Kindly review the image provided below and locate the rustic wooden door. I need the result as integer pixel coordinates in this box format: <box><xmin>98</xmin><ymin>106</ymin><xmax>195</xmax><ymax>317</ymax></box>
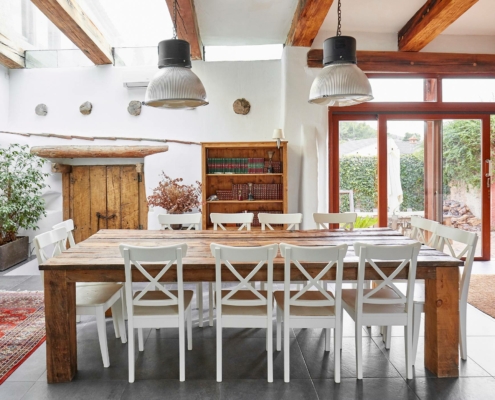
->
<box><xmin>62</xmin><ymin>165</ymin><xmax>148</xmax><ymax>243</ymax></box>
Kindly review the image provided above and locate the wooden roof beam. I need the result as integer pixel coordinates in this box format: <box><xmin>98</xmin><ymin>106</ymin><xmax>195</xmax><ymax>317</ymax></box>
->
<box><xmin>398</xmin><ymin>0</ymin><xmax>478</xmax><ymax>52</ymax></box>
<box><xmin>308</xmin><ymin>49</ymin><xmax>495</xmax><ymax>74</ymax></box>
<box><xmin>31</xmin><ymin>145</ymin><xmax>169</xmax><ymax>158</ymax></box>
<box><xmin>31</xmin><ymin>0</ymin><xmax>113</xmax><ymax>65</ymax></box>
<box><xmin>165</xmin><ymin>0</ymin><xmax>203</xmax><ymax>60</ymax></box>
<box><xmin>286</xmin><ymin>0</ymin><xmax>335</xmax><ymax>47</ymax></box>
<box><xmin>0</xmin><ymin>32</ymin><xmax>25</xmax><ymax>69</ymax></box>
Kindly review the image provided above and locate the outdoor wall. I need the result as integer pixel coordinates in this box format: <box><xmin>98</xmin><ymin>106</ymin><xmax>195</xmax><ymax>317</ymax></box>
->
<box><xmin>0</xmin><ymin>65</ymin><xmax>9</xmax><ymax>129</ymax></box>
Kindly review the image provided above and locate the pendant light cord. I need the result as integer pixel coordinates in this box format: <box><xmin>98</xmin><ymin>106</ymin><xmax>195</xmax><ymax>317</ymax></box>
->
<box><xmin>173</xmin><ymin>0</ymin><xmax>178</xmax><ymax>39</ymax></box>
<box><xmin>336</xmin><ymin>0</ymin><xmax>342</xmax><ymax>37</ymax></box>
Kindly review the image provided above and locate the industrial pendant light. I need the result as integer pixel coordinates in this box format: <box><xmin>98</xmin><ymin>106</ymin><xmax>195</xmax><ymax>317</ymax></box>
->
<box><xmin>309</xmin><ymin>0</ymin><xmax>373</xmax><ymax>107</ymax></box>
<box><xmin>144</xmin><ymin>0</ymin><xmax>208</xmax><ymax>109</ymax></box>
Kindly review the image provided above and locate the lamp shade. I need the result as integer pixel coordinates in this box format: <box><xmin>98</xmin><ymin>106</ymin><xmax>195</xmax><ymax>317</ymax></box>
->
<box><xmin>272</xmin><ymin>129</ymin><xmax>285</xmax><ymax>139</ymax></box>
<box><xmin>309</xmin><ymin>36</ymin><xmax>373</xmax><ymax>107</ymax></box>
<box><xmin>144</xmin><ymin>39</ymin><xmax>208</xmax><ymax>109</ymax></box>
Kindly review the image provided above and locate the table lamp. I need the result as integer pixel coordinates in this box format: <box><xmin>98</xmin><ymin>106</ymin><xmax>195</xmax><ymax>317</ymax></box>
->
<box><xmin>273</xmin><ymin>128</ymin><xmax>284</xmax><ymax>149</ymax></box>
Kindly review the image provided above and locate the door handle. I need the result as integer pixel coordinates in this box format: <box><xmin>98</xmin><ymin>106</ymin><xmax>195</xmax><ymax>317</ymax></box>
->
<box><xmin>96</xmin><ymin>212</ymin><xmax>116</xmax><ymax>230</ymax></box>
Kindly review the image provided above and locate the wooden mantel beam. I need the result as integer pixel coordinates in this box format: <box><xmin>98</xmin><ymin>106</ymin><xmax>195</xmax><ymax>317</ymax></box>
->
<box><xmin>31</xmin><ymin>146</ymin><xmax>169</xmax><ymax>159</ymax></box>
<box><xmin>165</xmin><ymin>0</ymin><xmax>203</xmax><ymax>60</ymax></box>
<box><xmin>286</xmin><ymin>0</ymin><xmax>334</xmax><ymax>47</ymax></box>
<box><xmin>0</xmin><ymin>32</ymin><xmax>25</xmax><ymax>69</ymax></box>
<box><xmin>31</xmin><ymin>0</ymin><xmax>113</xmax><ymax>65</ymax></box>
<box><xmin>398</xmin><ymin>0</ymin><xmax>478</xmax><ymax>52</ymax></box>
<box><xmin>307</xmin><ymin>49</ymin><xmax>495</xmax><ymax>74</ymax></box>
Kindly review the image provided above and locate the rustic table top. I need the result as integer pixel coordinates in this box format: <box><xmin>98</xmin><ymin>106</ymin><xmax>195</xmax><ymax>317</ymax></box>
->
<box><xmin>40</xmin><ymin>228</ymin><xmax>463</xmax><ymax>271</ymax></box>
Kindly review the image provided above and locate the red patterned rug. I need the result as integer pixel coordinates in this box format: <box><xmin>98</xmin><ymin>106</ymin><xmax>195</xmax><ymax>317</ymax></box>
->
<box><xmin>0</xmin><ymin>291</ymin><xmax>45</xmax><ymax>384</ymax></box>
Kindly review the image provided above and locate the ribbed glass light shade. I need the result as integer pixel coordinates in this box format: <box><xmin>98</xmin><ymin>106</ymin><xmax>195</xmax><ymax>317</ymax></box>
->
<box><xmin>309</xmin><ymin>63</ymin><xmax>373</xmax><ymax>107</ymax></box>
<box><xmin>144</xmin><ymin>67</ymin><xmax>209</xmax><ymax>109</ymax></box>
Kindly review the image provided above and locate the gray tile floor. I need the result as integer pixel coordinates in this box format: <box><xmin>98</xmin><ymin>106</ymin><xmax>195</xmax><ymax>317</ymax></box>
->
<box><xmin>1</xmin><ymin>261</ymin><xmax>495</xmax><ymax>400</ymax></box>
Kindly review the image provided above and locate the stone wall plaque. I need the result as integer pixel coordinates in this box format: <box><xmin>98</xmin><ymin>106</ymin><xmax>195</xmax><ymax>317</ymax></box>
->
<box><xmin>233</xmin><ymin>98</ymin><xmax>251</xmax><ymax>115</ymax></box>
<box><xmin>80</xmin><ymin>101</ymin><xmax>93</xmax><ymax>115</ymax></box>
<box><xmin>35</xmin><ymin>104</ymin><xmax>48</xmax><ymax>116</ymax></box>
<box><xmin>128</xmin><ymin>100</ymin><xmax>142</xmax><ymax>116</ymax></box>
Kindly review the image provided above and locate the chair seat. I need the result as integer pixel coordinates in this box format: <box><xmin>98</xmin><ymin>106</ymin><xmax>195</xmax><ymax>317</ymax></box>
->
<box><xmin>274</xmin><ymin>291</ymin><xmax>336</xmax><ymax>317</ymax></box>
<box><xmin>133</xmin><ymin>290</ymin><xmax>194</xmax><ymax>316</ymax></box>
<box><xmin>76</xmin><ymin>283</ymin><xmax>123</xmax><ymax>306</ymax></box>
<box><xmin>221</xmin><ymin>290</ymin><xmax>272</xmax><ymax>316</ymax></box>
<box><xmin>342</xmin><ymin>287</ymin><xmax>406</xmax><ymax>314</ymax></box>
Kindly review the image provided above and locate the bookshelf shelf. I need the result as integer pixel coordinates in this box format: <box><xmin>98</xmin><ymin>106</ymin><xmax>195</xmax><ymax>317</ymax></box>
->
<box><xmin>201</xmin><ymin>142</ymin><xmax>288</xmax><ymax>229</ymax></box>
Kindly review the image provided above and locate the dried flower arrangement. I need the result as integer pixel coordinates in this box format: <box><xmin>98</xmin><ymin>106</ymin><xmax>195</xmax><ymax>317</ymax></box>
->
<box><xmin>147</xmin><ymin>173</ymin><xmax>202</xmax><ymax>214</ymax></box>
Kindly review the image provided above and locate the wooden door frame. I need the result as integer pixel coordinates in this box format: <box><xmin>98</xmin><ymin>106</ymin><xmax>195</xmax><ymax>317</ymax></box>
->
<box><xmin>329</xmin><ymin>105</ymin><xmax>493</xmax><ymax>260</ymax></box>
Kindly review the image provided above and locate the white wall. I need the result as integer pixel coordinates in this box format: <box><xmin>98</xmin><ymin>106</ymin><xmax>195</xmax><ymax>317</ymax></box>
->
<box><xmin>0</xmin><ymin>65</ymin><xmax>9</xmax><ymax>129</ymax></box>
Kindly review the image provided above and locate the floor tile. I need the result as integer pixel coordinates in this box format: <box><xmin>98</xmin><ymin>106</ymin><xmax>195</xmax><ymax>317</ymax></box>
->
<box><xmin>120</xmin><ymin>379</ymin><xmax>221</xmax><ymax>400</ymax></box>
<box><xmin>314</xmin><ymin>378</ymin><xmax>419</xmax><ymax>400</ymax></box>
<box><xmin>408</xmin><ymin>377</ymin><xmax>495</xmax><ymax>400</ymax></box>
<box><xmin>11</xmin><ymin>276</ymin><xmax>43</xmax><ymax>291</ymax></box>
<box><xmin>466</xmin><ymin>336</ymin><xmax>495</xmax><ymax>376</ymax></box>
<box><xmin>0</xmin><ymin>276</ymin><xmax>31</xmax><ymax>290</ymax></box>
<box><xmin>0</xmin><ymin>381</ymin><xmax>35</xmax><ymax>400</ymax></box>
<box><xmin>220</xmin><ymin>379</ymin><xmax>318</xmax><ymax>400</ymax></box>
<box><xmin>20</xmin><ymin>379</ymin><xmax>127</xmax><ymax>400</ymax></box>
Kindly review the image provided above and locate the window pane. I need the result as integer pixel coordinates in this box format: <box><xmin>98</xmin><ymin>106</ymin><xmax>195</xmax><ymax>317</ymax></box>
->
<box><xmin>443</xmin><ymin>79</ymin><xmax>495</xmax><ymax>102</ymax></box>
<box><xmin>369</xmin><ymin>79</ymin><xmax>424</xmax><ymax>102</ymax></box>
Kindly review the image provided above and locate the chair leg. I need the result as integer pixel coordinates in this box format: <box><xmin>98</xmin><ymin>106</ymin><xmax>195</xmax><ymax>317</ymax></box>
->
<box><xmin>384</xmin><ymin>326</ymin><xmax>392</xmax><ymax>349</ymax></box>
<box><xmin>76</xmin><ymin>315</ymin><xmax>81</xmax><ymax>323</ymax></box>
<box><xmin>209</xmin><ymin>282</ymin><xmax>214</xmax><ymax>327</ymax></box>
<box><xmin>138</xmin><ymin>328</ymin><xmax>144</xmax><ymax>352</ymax></box>
<box><xmin>179</xmin><ymin>308</ymin><xmax>186</xmax><ymax>382</ymax></box>
<box><xmin>412</xmin><ymin>304</ymin><xmax>422</xmax><ymax>366</ymax></box>
<box><xmin>340</xmin><ymin>310</ymin><xmax>344</xmax><ymax>350</ymax></box>
<box><xmin>128</xmin><ymin>326</ymin><xmax>135</xmax><ymax>383</ymax></box>
<box><xmin>334</xmin><ymin>325</ymin><xmax>341</xmax><ymax>383</ymax></box>
<box><xmin>197</xmin><ymin>282</ymin><xmax>203</xmax><ymax>328</ymax></box>
<box><xmin>460</xmin><ymin>301</ymin><xmax>468</xmax><ymax>360</ymax></box>
<box><xmin>276</xmin><ymin>307</ymin><xmax>282</xmax><ymax>351</ymax></box>
<box><xmin>325</xmin><ymin>328</ymin><xmax>331</xmax><ymax>352</ymax></box>
<box><xmin>267</xmin><ymin>316</ymin><xmax>273</xmax><ymax>383</ymax></box>
<box><xmin>112</xmin><ymin>295</ymin><xmax>127</xmax><ymax>343</ymax></box>
<box><xmin>95</xmin><ymin>307</ymin><xmax>110</xmax><ymax>368</ymax></box>
<box><xmin>405</xmin><ymin>324</ymin><xmax>413</xmax><ymax>379</ymax></box>
<box><xmin>111</xmin><ymin>308</ymin><xmax>120</xmax><ymax>339</ymax></box>
<box><xmin>216</xmin><ymin>314</ymin><xmax>222</xmax><ymax>382</ymax></box>
<box><xmin>187</xmin><ymin>304</ymin><xmax>193</xmax><ymax>350</ymax></box>
<box><xmin>284</xmin><ymin>314</ymin><xmax>290</xmax><ymax>382</ymax></box>
<box><xmin>355</xmin><ymin>324</ymin><xmax>363</xmax><ymax>379</ymax></box>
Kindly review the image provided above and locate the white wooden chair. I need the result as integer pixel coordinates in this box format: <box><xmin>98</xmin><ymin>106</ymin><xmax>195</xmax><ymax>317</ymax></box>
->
<box><xmin>119</xmin><ymin>243</ymin><xmax>193</xmax><ymax>383</ymax></box>
<box><xmin>410</xmin><ymin>216</ymin><xmax>439</xmax><ymax>247</ymax></box>
<box><xmin>313</xmin><ymin>212</ymin><xmax>357</xmax><ymax>231</ymax></box>
<box><xmin>158</xmin><ymin>213</ymin><xmax>201</xmax><ymax>230</ymax></box>
<box><xmin>275</xmin><ymin>243</ymin><xmax>347</xmax><ymax>383</ymax></box>
<box><xmin>258</xmin><ymin>213</ymin><xmax>302</xmax><ymax>231</ymax></box>
<box><xmin>210</xmin><ymin>243</ymin><xmax>278</xmax><ymax>383</ymax></box>
<box><xmin>342</xmin><ymin>241</ymin><xmax>421</xmax><ymax>379</ymax></box>
<box><xmin>34</xmin><ymin>227</ymin><xmax>127</xmax><ymax>368</ymax></box>
<box><xmin>158</xmin><ymin>213</ymin><xmax>208</xmax><ymax>327</ymax></box>
<box><xmin>211</xmin><ymin>212</ymin><xmax>254</xmax><ymax>231</ymax></box>
<box><xmin>411</xmin><ymin>224</ymin><xmax>477</xmax><ymax>364</ymax></box>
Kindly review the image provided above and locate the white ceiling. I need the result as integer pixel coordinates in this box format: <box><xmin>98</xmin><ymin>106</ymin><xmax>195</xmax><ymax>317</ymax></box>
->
<box><xmin>195</xmin><ymin>0</ymin><xmax>299</xmax><ymax>46</ymax></box>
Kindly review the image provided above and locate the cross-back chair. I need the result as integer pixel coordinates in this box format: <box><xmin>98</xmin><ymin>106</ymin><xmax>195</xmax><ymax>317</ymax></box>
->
<box><xmin>35</xmin><ymin>227</ymin><xmax>127</xmax><ymax>368</ymax></box>
<box><xmin>119</xmin><ymin>243</ymin><xmax>193</xmax><ymax>382</ymax></box>
<box><xmin>276</xmin><ymin>243</ymin><xmax>347</xmax><ymax>383</ymax></box>
<box><xmin>409</xmin><ymin>216</ymin><xmax>439</xmax><ymax>247</ymax></box>
<box><xmin>342</xmin><ymin>242</ymin><xmax>421</xmax><ymax>379</ymax></box>
<box><xmin>313</xmin><ymin>212</ymin><xmax>357</xmax><ymax>231</ymax></box>
<box><xmin>210</xmin><ymin>212</ymin><xmax>254</xmax><ymax>231</ymax></box>
<box><xmin>258</xmin><ymin>213</ymin><xmax>302</xmax><ymax>231</ymax></box>
<box><xmin>210</xmin><ymin>243</ymin><xmax>278</xmax><ymax>383</ymax></box>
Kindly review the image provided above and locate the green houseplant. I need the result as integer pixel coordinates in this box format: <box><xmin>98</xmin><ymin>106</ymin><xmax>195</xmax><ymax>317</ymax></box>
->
<box><xmin>0</xmin><ymin>144</ymin><xmax>48</xmax><ymax>270</ymax></box>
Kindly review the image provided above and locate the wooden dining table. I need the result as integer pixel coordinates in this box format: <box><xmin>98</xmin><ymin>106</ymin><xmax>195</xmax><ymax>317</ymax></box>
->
<box><xmin>40</xmin><ymin>228</ymin><xmax>462</xmax><ymax>383</ymax></box>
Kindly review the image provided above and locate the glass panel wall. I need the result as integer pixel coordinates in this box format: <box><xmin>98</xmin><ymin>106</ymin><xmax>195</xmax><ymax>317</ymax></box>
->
<box><xmin>369</xmin><ymin>79</ymin><xmax>424</xmax><ymax>102</ymax></box>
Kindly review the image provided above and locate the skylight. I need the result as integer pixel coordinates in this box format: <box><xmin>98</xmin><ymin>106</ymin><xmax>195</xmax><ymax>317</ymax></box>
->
<box><xmin>204</xmin><ymin>45</ymin><xmax>283</xmax><ymax>62</ymax></box>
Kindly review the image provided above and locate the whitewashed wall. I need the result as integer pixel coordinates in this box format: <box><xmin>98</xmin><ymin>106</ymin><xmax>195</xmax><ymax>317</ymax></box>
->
<box><xmin>0</xmin><ymin>65</ymin><xmax>9</xmax><ymax>129</ymax></box>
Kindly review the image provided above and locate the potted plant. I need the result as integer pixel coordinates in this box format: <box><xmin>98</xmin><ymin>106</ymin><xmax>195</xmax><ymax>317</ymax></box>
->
<box><xmin>0</xmin><ymin>144</ymin><xmax>48</xmax><ymax>271</ymax></box>
<box><xmin>148</xmin><ymin>173</ymin><xmax>202</xmax><ymax>229</ymax></box>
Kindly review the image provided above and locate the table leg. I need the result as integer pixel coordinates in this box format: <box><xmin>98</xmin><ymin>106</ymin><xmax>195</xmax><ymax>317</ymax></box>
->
<box><xmin>44</xmin><ymin>270</ymin><xmax>77</xmax><ymax>383</ymax></box>
<box><xmin>424</xmin><ymin>266</ymin><xmax>459</xmax><ymax>377</ymax></box>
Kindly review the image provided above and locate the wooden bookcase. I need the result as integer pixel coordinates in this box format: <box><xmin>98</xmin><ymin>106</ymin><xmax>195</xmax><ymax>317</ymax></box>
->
<box><xmin>201</xmin><ymin>141</ymin><xmax>288</xmax><ymax>230</ymax></box>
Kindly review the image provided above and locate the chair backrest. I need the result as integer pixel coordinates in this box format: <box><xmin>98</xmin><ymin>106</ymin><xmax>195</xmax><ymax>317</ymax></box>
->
<box><xmin>353</xmin><ymin>241</ymin><xmax>421</xmax><ymax>319</ymax></box>
<box><xmin>313</xmin><ymin>212</ymin><xmax>357</xmax><ymax>230</ymax></box>
<box><xmin>434</xmin><ymin>224</ymin><xmax>478</xmax><ymax>306</ymax></box>
<box><xmin>258</xmin><ymin>213</ymin><xmax>302</xmax><ymax>231</ymax></box>
<box><xmin>34</xmin><ymin>227</ymin><xmax>67</xmax><ymax>282</ymax></box>
<box><xmin>52</xmin><ymin>219</ymin><xmax>76</xmax><ymax>249</ymax></box>
<box><xmin>210</xmin><ymin>243</ymin><xmax>278</xmax><ymax>307</ymax></box>
<box><xmin>279</xmin><ymin>243</ymin><xmax>347</xmax><ymax>310</ymax></box>
<box><xmin>119</xmin><ymin>243</ymin><xmax>188</xmax><ymax>319</ymax></box>
<box><xmin>158</xmin><ymin>213</ymin><xmax>201</xmax><ymax>230</ymax></box>
<box><xmin>210</xmin><ymin>213</ymin><xmax>254</xmax><ymax>231</ymax></box>
<box><xmin>410</xmin><ymin>216</ymin><xmax>438</xmax><ymax>247</ymax></box>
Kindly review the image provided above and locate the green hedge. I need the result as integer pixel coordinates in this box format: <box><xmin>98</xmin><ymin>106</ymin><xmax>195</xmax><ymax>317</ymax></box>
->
<box><xmin>339</xmin><ymin>155</ymin><xmax>424</xmax><ymax>212</ymax></box>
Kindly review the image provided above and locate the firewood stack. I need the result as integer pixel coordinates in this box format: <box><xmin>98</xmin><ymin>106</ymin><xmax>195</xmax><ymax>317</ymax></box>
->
<box><xmin>443</xmin><ymin>200</ymin><xmax>481</xmax><ymax>232</ymax></box>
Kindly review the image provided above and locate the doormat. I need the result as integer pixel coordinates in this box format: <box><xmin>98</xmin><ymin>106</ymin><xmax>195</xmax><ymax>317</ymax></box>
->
<box><xmin>468</xmin><ymin>275</ymin><xmax>495</xmax><ymax>319</ymax></box>
<box><xmin>0</xmin><ymin>291</ymin><xmax>45</xmax><ymax>384</ymax></box>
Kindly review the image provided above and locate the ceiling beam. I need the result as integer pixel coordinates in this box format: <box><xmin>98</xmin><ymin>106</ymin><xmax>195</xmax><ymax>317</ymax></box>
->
<box><xmin>30</xmin><ymin>0</ymin><xmax>113</xmax><ymax>65</ymax></box>
<box><xmin>286</xmin><ymin>0</ymin><xmax>335</xmax><ymax>47</ymax></box>
<box><xmin>0</xmin><ymin>32</ymin><xmax>25</xmax><ymax>69</ymax></box>
<box><xmin>308</xmin><ymin>49</ymin><xmax>495</xmax><ymax>74</ymax></box>
<box><xmin>165</xmin><ymin>0</ymin><xmax>203</xmax><ymax>60</ymax></box>
<box><xmin>398</xmin><ymin>0</ymin><xmax>478</xmax><ymax>52</ymax></box>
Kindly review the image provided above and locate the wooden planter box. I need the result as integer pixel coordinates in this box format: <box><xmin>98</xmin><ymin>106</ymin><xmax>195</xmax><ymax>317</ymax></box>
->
<box><xmin>0</xmin><ymin>236</ymin><xmax>29</xmax><ymax>271</ymax></box>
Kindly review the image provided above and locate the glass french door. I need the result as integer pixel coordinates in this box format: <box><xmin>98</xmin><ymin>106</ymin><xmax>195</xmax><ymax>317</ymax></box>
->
<box><xmin>332</xmin><ymin>114</ymin><xmax>490</xmax><ymax>260</ymax></box>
